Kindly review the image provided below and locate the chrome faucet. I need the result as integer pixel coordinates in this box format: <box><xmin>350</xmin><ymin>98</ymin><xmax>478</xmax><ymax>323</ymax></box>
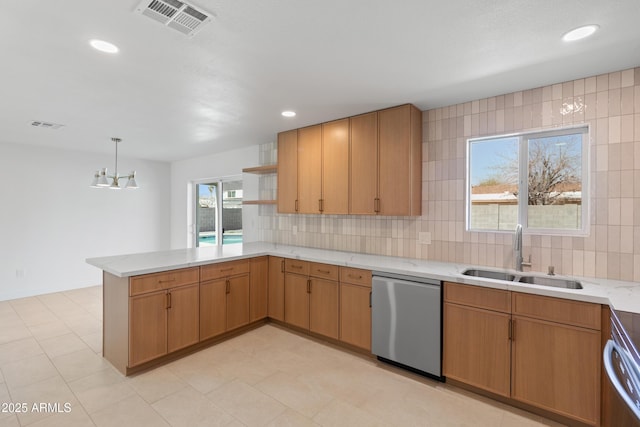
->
<box><xmin>514</xmin><ymin>224</ymin><xmax>524</xmax><ymax>271</ymax></box>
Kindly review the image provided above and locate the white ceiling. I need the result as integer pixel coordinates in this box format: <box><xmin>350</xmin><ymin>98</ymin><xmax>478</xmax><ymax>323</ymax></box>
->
<box><xmin>1</xmin><ymin>0</ymin><xmax>639</xmax><ymax>162</ymax></box>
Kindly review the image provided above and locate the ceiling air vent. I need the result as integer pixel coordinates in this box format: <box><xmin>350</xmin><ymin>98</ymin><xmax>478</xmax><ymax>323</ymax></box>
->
<box><xmin>30</xmin><ymin>120</ymin><xmax>64</xmax><ymax>130</ymax></box>
<box><xmin>135</xmin><ymin>0</ymin><xmax>212</xmax><ymax>37</ymax></box>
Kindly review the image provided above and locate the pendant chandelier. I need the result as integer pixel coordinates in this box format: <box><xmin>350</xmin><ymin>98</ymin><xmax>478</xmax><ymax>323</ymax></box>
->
<box><xmin>90</xmin><ymin>137</ymin><xmax>138</xmax><ymax>190</ymax></box>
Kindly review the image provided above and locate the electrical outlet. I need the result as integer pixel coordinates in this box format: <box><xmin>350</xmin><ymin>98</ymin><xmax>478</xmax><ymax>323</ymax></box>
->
<box><xmin>418</xmin><ymin>232</ymin><xmax>431</xmax><ymax>244</ymax></box>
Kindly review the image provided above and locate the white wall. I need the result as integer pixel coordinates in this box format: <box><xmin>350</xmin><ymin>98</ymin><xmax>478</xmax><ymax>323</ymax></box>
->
<box><xmin>170</xmin><ymin>145</ymin><xmax>259</xmax><ymax>249</ymax></box>
<box><xmin>0</xmin><ymin>142</ymin><xmax>171</xmax><ymax>301</ymax></box>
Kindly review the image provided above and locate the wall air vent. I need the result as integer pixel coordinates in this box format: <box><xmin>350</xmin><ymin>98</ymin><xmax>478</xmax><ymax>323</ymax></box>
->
<box><xmin>30</xmin><ymin>121</ymin><xmax>64</xmax><ymax>130</ymax></box>
<box><xmin>135</xmin><ymin>0</ymin><xmax>213</xmax><ymax>37</ymax></box>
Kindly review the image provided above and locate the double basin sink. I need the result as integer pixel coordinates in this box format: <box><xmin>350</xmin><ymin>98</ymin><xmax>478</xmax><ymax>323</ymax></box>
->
<box><xmin>463</xmin><ymin>269</ymin><xmax>582</xmax><ymax>289</ymax></box>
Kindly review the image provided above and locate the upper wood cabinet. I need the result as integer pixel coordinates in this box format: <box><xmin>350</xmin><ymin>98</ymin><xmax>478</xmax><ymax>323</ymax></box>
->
<box><xmin>277</xmin><ymin>129</ymin><xmax>298</xmax><ymax>213</ymax></box>
<box><xmin>322</xmin><ymin>119</ymin><xmax>350</xmax><ymax>214</ymax></box>
<box><xmin>277</xmin><ymin>104</ymin><xmax>422</xmax><ymax>216</ymax></box>
<box><xmin>350</xmin><ymin>112</ymin><xmax>378</xmax><ymax>214</ymax></box>
<box><xmin>297</xmin><ymin>125</ymin><xmax>323</xmax><ymax>214</ymax></box>
<box><xmin>377</xmin><ymin>104</ymin><xmax>422</xmax><ymax>216</ymax></box>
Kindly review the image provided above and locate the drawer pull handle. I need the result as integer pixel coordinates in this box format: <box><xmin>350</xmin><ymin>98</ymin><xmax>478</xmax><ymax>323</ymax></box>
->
<box><xmin>348</xmin><ymin>273</ymin><xmax>363</xmax><ymax>279</ymax></box>
<box><xmin>167</xmin><ymin>292</ymin><xmax>172</xmax><ymax>309</ymax></box>
<box><xmin>291</xmin><ymin>265</ymin><xmax>303</xmax><ymax>269</ymax></box>
<box><xmin>317</xmin><ymin>269</ymin><xmax>331</xmax><ymax>274</ymax></box>
<box><xmin>158</xmin><ymin>278</ymin><xmax>176</xmax><ymax>283</ymax></box>
<box><xmin>220</xmin><ymin>267</ymin><xmax>234</xmax><ymax>272</ymax></box>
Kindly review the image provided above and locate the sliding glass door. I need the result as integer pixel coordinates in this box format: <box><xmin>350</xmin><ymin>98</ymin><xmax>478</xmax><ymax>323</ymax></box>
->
<box><xmin>195</xmin><ymin>179</ymin><xmax>242</xmax><ymax>247</ymax></box>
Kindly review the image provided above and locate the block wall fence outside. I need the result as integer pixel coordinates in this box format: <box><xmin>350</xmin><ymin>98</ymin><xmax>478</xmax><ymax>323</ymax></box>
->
<box><xmin>256</xmin><ymin>67</ymin><xmax>640</xmax><ymax>282</ymax></box>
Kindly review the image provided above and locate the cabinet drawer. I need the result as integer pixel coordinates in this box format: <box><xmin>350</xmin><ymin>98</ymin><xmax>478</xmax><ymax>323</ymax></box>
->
<box><xmin>444</xmin><ymin>282</ymin><xmax>510</xmax><ymax>313</ymax></box>
<box><xmin>201</xmin><ymin>260</ymin><xmax>250</xmax><ymax>281</ymax></box>
<box><xmin>339</xmin><ymin>267</ymin><xmax>372</xmax><ymax>288</ymax></box>
<box><xmin>285</xmin><ymin>259</ymin><xmax>310</xmax><ymax>276</ymax></box>
<box><xmin>512</xmin><ymin>292</ymin><xmax>601</xmax><ymax>330</ymax></box>
<box><xmin>130</xmin><ymin>267</ymin><xmax>199</xmax><ymax>296</ymax></box>
<box><xmin>309</xmin><ymin>262</ymin><xmax>339</xmax><ymax>281</ymax></box>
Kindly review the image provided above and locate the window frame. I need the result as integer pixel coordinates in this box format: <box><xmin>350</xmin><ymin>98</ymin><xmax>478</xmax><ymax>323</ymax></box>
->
<box><xmin>465</xmin><ymin>125</ymin><xmax>590</xmax><ymax>236</ymax></box>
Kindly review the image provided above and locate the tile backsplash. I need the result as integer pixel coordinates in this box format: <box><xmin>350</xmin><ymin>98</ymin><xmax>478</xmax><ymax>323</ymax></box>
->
<box><xmin>258</xmin><ymin>67</ymin><xmax>640</xmax><ymax>282</ymax></box>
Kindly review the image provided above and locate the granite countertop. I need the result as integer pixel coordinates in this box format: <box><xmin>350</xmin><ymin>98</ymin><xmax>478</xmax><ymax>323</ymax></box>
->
<box><xmin>86</xmin><ymin>241</ymin><xmax>640</xmax><ymax>315</ymax></box>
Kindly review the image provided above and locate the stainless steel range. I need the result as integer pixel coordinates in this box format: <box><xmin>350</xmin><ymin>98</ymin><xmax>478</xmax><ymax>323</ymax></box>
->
<box><xmin>604</xmin><ymin>309</ymin><xmax>640</xmax><ymax>426</ymax></box>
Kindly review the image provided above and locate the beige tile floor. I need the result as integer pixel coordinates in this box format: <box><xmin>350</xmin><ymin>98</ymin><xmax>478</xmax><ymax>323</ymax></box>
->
<box><xmin>0</xmin><ymin>286</ymin><xmax>567</xmax><ymax>427</ymax></box>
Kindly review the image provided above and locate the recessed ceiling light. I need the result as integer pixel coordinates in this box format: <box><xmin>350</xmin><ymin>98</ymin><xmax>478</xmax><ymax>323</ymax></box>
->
<box><xmin>89</xmin><ymin>39</ymin><xmax>119</xmax><ymax>54</ymax></box>
<box><xmin>281</xmin><ymin>111</ymin><xmax>296</xmax><ymax>118</ymax></box>
<box><xmin>562</xmin><ymin>25</ymin><xmax>599</xmax><ymax>42</ymax></box>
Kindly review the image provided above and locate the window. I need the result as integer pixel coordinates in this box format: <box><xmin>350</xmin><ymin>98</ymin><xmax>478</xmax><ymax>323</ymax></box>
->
<box><xmin>466</xmin><ymin>126</ymin><xmax>589</xmax><ymax>235</ymax></box>
<box><xmin>195</xmin><ymin>178</ymin><xmax>243</xmax><ymax>247</ymax></box>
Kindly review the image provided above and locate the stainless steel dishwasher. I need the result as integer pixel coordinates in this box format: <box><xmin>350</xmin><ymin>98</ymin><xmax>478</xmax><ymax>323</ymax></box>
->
<box><xmin>371</xmin><ymin>272</ymin><xmax>443</xmax><ymax>380</ymax></box>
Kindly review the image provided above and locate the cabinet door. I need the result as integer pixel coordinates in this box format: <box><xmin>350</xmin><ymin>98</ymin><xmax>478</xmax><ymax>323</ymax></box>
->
<box><xmin>129</xmin><ymin>291</ymin><xmax>167</xmax><ymax>367</ymax></box>
<box><xmin>378</xmin><ymin>104</ymin><xmax>421</xmax><ymax>216</ymax></box>
<box><xmin>322</xmin><ymin>118</ymin><xmax>349</xmax><ymax>214</ymax></box>
<box><xmin>350</xmin><ymin>112</ymin><xmax>378</xmax><ymax>215</ymax></box>
<box><xmin>284</xmin><ymin>273</ymin><xmax>309</xmax><ymax>330</ymax></box>
<box><xmin>167</xmin><ymin>283</ymin><xmax>199</xmax><ymax>353</ymax></box>
<box><xmin>277</xmin><ymin>130</ymin><xmax>298</xmax><ymax>213</ymax></box>
<box><xmin>227</xmin><ymin>274</ymin><xmax>250</xmax><ymax>331</ymax></box>
<box><xmin>200</xmin><ymin>279</ymin><xmax>227</xmax><ymax>340</ymax></box>
<box><xmin>511</xmin><ymin>316</ymin><xmax>600</xmax><ymax>425</ymax></box>
<box><xmin>339</xmin><ymin>283</ymin><xmax>371</xmax><ymax>350</ymax></box>
<box><xmin>443</xmin><ymin>303</ymin><xmax>511</xmax><ymax>397</ymax></box>
<box><xmin>268</xmin><ymin>257</ymin><xmax>285</xmax><ymax>321</ymax></box>
<box><xmin>309</xmin><ymin>278</ymin><xmax>339</xmax><ymax>339</ymax></box>
<box><xmin>250</xmin><ymin>257</ymin><xmax>269</xmax><ymax>322</ymax></box>
<box><xmin>297</xmin><ymin>125</ymin><xmax>322</xmax><ymax>214</ymax></box>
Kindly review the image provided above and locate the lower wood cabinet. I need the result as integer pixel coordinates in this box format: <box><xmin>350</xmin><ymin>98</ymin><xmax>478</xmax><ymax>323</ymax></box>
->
<box><xmin>249</xmin><ymin>257</ymin><xmax>269</xmax><ymax>322</ymax></box>
<box><xmin>166</xmin><ymin>283</ymin><xmax>200</xmax><ymax>353</ymax></box>
<box><xmin>200</xmin><ymin>260</ymin><xmax>251</xmax><ymax>340</ymax></box>
<box><xmin>226</xmin><ymin>274</ymin><xmax>250</xmax><ymax>330</ymax></box>
<box><xmin>443</xmin><ymin>282</ymin><xmax>602</xmax><ymax>426</ymax></box>
<box><xmin>283</xmin><ymin>259</ymin><xmax>339</xmax><ymax>339</ymax></box>
<box><xmin>339</xmin><ymin>267</ymin><xmax>372</xmax><ymax>351</ymax></box>
<box><xmin>309</xmin><ymin>277</ymin><xmax>338</xmax><ymax>339</ymax></box>
<box><xmin>128</xmin><ymin>270</ymin><xmax>200</xmax><ymax>368</ymax></box>
<box><xmin>129</xmin><ymin>290</ymin><xmax>168</xmax><ymax>367</ymax></box>
<box><xmin>511</xmin><ymin>293</ymin><xmax>601</xmax><ymax>425</ymax></box>
<box><xmin>284</xmin><ymin>271</ymin><xmax>310</xmax><ymax>330</ymax></box>
<box><xmin>268</xmin><ymin>256</ymin><xmax>285</xmax><ymax>321</ymax></box>
<box><xmin>199</xmin><ymin>278</ymin><xmax>226</xmax><ymax>340</ymax></box>
<box><xmin>443</xmin><ymin>302</ymin><xmax>511</xmax><ymax>397</ymax></box>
